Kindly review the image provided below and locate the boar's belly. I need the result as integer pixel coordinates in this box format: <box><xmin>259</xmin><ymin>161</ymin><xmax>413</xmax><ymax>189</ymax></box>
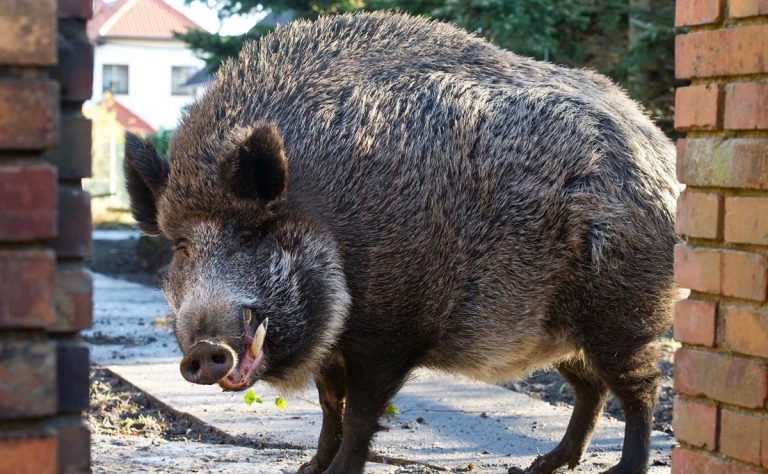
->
<box><xmin>425</xmin><ymin>328</ymin><xmax>577</xmax><ymax>384</ymax></box>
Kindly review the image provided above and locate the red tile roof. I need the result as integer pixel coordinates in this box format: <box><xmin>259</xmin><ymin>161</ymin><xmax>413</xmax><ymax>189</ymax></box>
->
<box><xmin>100</xmin><ymin>94</ymin><xmax>156</xmax><ymax>135</ymax></box>
<box><xmin>88</xmin><ymin>0</ymin><xmax>203</xmax><ymax>41</ymax></box>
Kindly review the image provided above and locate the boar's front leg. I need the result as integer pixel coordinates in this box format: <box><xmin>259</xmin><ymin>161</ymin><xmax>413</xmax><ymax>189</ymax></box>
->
<box><xmin>322</xmin><ymin>356</ymin><xmax>414</xmax><ymax>474</ymax></box>
<box><xmin>298</xmin><ymin>356</ymin><xmax>347</xmax><ymax>474</ymax></box>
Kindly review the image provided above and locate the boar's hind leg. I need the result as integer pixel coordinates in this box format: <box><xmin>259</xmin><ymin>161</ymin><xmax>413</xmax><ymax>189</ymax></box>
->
<box><xmin>322</xmin><ymin>357</ymin><xmax>414</xmax><ymax>474</ymax></box>
<box><xmin>593</xmin><ymin>343</ymin><xmax>660</xmax><ymax>474</ymax></box>
<box><xmin>524</xmin><ymin>358</ymin><xmax>607</xmax><ymax>474</ymax></box>
<box><xmin>298</xmin><ymin>358</ymin><xmax>347</xmax><ymax>474</ymax></box>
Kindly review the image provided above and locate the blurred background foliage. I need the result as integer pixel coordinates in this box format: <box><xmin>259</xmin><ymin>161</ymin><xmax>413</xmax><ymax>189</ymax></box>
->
<box><xmin>177</xmin><ymin>0</ymin><xmax>676</xmax><ymax>135</ymax></box>
<box><xmin>146</xmin><ymin>128</ymin><xmax>175</xmax><ymax>157</ymax></box>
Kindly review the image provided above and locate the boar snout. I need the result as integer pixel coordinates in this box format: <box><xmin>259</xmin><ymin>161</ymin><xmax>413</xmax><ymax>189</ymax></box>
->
<box><xmin>180</xmin><ymin>340</ymin><xmax>235</xmax><ymax>385</ymax></box>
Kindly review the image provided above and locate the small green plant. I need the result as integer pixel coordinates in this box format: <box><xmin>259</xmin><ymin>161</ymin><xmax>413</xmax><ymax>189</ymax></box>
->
<box><xmin>384</xmin><ymin>402</ymin><xmax>398</xmax><ymax>420</ymax></box>
<box><xmin>275</xmin><ymin>396</ymin><xmax>287</xmax><ymax>411</ymax></box>
<box><xmin>120</xmin><ymin>414</ymin><xmax>160</xmax><ymax>431</ymax></box>
<box><xmin>243</xmin><ymin>389</ymin><xmax>288</xmax><ymax>411</ymax></box>
<box><xmin>244</xmin><ymin>389</ymin><xmax>263</xmax><ymax>406</ymax></box>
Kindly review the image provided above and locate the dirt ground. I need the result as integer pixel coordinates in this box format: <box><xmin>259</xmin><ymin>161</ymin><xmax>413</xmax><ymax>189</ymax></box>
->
<box><xmin>88</xmin><ymin>368</ymin><xmax>315</xmax><ymax>473</ymax></box>
<box><xmin>88</xmin><ymin>368</ymin><xmax>257</xmax><ymax>446</ymax></box>
<box><xmin>89</xmin><ymin>236</ymin><xmax>677</xmax><ymax>439</ymax></box>
<box><xmin>90</xmin><ymin>238</ymin><xmax>161</xmax><ymax>287</ymax></box>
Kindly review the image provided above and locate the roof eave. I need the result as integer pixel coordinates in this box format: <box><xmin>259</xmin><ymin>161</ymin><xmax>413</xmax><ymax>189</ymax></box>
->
<box><xmin>97</xmin><ymin>35</ymin><xmax>190</xmax><ymax>42</ymax></box>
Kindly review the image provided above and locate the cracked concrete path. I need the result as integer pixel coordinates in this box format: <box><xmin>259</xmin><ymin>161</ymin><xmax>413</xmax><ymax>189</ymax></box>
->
<box><xmin>86</xmin><ymin>272</ymin><xmax>674</xmax><ymax>473</ymax></box>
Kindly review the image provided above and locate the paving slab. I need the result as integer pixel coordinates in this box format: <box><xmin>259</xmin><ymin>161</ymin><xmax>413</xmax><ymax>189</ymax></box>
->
<box><xmin>86</xmin><ymin>272</ymin><xmax>674</xmax><ymax>473</ymax></box>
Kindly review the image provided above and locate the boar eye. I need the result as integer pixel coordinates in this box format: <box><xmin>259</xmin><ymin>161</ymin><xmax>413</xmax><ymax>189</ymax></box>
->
<box><xmin>238</xmin><ymin>231</ymin><xmax>257</xmax><ymax>254</ymax></box>
<box><xmin>175</xmin><ymin>240</ymin><xmax>191</xmax><ymax>258</ymax></box>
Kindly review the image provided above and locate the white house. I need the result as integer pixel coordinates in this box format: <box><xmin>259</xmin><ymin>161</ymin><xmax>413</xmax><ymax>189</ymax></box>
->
<box><xmin>88</xmin><ymin>0</ymin><xmax>207</xmax><ymax>131</ymax></box>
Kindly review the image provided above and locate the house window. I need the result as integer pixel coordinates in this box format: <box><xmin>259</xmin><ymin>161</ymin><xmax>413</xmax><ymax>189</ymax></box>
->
<box><xmin>102</xmin><ymin>64</ymin><xmax>129</xmax><ymax>94</ymax></box>
<box><xmin>172</xmin><ymin>66</ymin><xmax>197</xmax><ymax>96</ymax></box>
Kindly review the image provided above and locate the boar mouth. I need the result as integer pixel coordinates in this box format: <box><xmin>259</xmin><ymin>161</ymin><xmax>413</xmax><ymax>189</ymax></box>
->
<box><xmin>219</xmin><ymin>311</ymin><xmax>268</xmax><ymax>391</ymax></box>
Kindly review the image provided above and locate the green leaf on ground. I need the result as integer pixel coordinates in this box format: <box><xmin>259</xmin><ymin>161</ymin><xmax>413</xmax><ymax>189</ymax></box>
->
<box><xmin>275</xmin><ymin>396</ymin><xmax>287</xmax><ymax>411</ymax></box>
<box><xmin>384</xmin><ymin>402</ymin><xmax>398</xmax><ymax>420</ymax></box>
<box><xmin>244</xmin><ymin>389</ymin><xmax>263</xmax><ymax>406</ymax></box>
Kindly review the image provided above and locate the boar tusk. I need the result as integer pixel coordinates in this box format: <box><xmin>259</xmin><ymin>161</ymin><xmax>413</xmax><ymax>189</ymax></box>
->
<box><xmin>249</xmin><ymin>318</ymin><xmax>268</xmax><ymax>359</ymax></box>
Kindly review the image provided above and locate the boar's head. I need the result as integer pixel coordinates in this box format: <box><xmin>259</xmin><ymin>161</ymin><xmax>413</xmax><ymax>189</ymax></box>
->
<box><xmin>123</xmin><ymin>124</ymin><xmax>350</xmax><ymax>392</ymax></box>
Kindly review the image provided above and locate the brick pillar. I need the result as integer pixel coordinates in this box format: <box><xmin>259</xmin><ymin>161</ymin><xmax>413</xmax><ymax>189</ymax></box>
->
<box><xmin>673</xmin><ymin>1</ymin><xmax>768</xmax><ymax>473</ymax></box>
<box><xmin>0</xmin><ymin>1</ymin><xmax>93</xmax><ymax>473</ymax></box>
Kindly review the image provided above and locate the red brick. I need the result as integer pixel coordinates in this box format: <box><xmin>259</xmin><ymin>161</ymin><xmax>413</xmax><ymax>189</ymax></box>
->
<box><xmin>675</xmin><ymin>298</ymin><xmax>717</xmax><ymax>346</ymax></box>
<box><xmin>53</xmin><ymin>187</ymin><xmax>92</xmax><ymax>259</ymax></box>
<box><xmin>725</xmin><ymin>197</ymin><xmax>768</xmax><ymax>245</ymax></box>
<box><xmin>0</xmin><ymin>164</ymin><xmax>57</xmax><ymax>241</ymax></box>
<box><xmin>721</xmin><ymin>250</ymin><xmax>768</xmax><ymax>301</ymax></box>
<box><xmin>672</xmin><ymin>447</ymin><xmax>762</xmax><ymax>474</ymax></box>
<box><xmin>674</xmin><ymin>348</ymin><xmax>768</xmax><ymax>407</ymax></box>
<box><xmin>54</xmin><ymin>20</ymin><xmax>94</xmax><ymax>102</ymax></box>
<box><xmin>53</xmin><ymin>421</ymin><xmax>89</xmax><ymax>473</ymax></box>
<box><xmin>51</xmin><ymin>266</ymin><xmax>92</xmax><ymax>332</ymax></box>
<box><xmin>0</xmin><ymin>0</ymin><xmax>57</xmax><ymax>66</ymax></box>
<box><xmin>676</xmin><ymin>25</ymin><xmax>768</xmax><ymax>79</ymax></box>
<box><xmin>675</xmin><ymin>85</ymin><xmax>723</xmax><ymax>130</ymax></box>
<box><xmin>50</xmin><ymin>114</ymin><xmax>92</xmax><ymax>180</ymax></box>
<box><xmin>0</xmin><ymin>433</ymin><xmax>57</xmax><ymax>474</ymax></box>
<box><xmin>729</xmin><ymin>0</ymin><xmax>768</xmax><ymax>17</ymax></box>
<box><xmin>0</xmin><ymin>249</ymin><xmax>55</xmax><ymax>329</ymax></box>
<box><xmin>0</xmin><ymin>338</ymin><xmax>57</xmax><ymax>419</ymax></box>
<box><xmin>724</xmin><ymin>306</ymin><xmax>768</xmax><ymax>357</ymax></box>
<box><xmin>58</xmin><ymin>0</ymin><xmax>93</xmax><ymax>19</ymax></box>
<box><xmin>676</xmin><ymin>0</ymin><xmax>724</xmax><ymax>25</ymax></box>
<box><xmin>676</xmin><ymin>138</ymin><xmax>768</xmax><ymax>189</ymax></box>
<box><xmin>675</xmin><ymin>244</ymin><xmax>721</xmax><ymax>294</ymax></box>
<box><xmin>676</xmin><ymin>191</ymin><xmax>723</xmax><ymax>239</ymax></box>
<box><xmin>673</xmin><ymin>397</ymin><xmax>718</xmax><ymax>448</ymax></box>
<box><xmin>763</xmin><ymin>418</ymin><xmax>768</xmax><ymax>468</ymax></box>
<box><xmin>720</xmin><ymin>409</ymin><xmax>764</xmax><ymax>465</ymax></box>
<box><xmin>0</xmin><ymin>80</ymin><xmax>58</xmax><ymax>150</ymax></box>
<box><xmin>724</xmin><ymin>82</ymin><xmax>768</xmax><ymax>130</ymax></box>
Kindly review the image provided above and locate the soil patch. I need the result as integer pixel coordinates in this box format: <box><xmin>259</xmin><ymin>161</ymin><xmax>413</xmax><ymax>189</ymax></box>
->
<box><xmin>89</xmin><ymin>238</ymin><xmax>169</xmax><ymax>287</ymax></box>
<box><xmin>87</xmin><ymin>367</ymin><xmax>269</xmax><ymax>448</ymax></box>
<box><xmin>89</xmin><ymin>239</ymin><xmax>158</xmax><ymax>287</ymax></box>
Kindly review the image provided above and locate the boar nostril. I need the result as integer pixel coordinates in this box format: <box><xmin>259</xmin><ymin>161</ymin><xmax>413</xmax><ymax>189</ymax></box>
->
<box><xmin>184</xmin><ymin>359</ymin><xmax>201</xmax><ymax>378</ymax></box>
<box><xmin>180</xmin><ymin>340</ymin><xmax>234</xmax><ymax>385</ymax></box>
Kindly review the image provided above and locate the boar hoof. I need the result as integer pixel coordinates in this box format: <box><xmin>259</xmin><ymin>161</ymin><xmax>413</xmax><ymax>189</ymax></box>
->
<box><xmin>599</xmin><ymin>464</ymin><xmax>646</xmax><ymax>474</ymax></box>
<box><xmin>524</xmin><ymin>444</ymin><xmax>582</xmax><ymax>474</ymax></box>
<box><xmin>296</xmin><ymin>458</ymin><xmax>324</xmax><ymax>474</ymax></box>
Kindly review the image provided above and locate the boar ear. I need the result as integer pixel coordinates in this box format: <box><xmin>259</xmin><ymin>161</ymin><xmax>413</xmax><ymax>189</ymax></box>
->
<box><xmin>124</xmin><ymin>133</ymin><xmax>169</xmax><ymax>235</ymax></box>
<box><xmin>228</xmin><ymin>124</ymin><xmax>288</xmax><ymax>203</ymax></box>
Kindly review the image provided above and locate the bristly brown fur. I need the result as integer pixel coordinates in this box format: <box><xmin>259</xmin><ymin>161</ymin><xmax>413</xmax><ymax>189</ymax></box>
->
<box><xmin>125</xmin><ymin>13</ymin><xmax>678</xmax><ymax>474</ymax></box>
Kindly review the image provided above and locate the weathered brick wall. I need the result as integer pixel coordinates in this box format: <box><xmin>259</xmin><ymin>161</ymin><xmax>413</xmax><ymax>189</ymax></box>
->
<box><xmin>0</xmin><ymin>1</ymin><xmax>93</xmax><ymax>472</ymax></box>
<box><xmin>673</xmin><ymin>1</ymin><xmax>768</xmax><ymax>472</ymax></box>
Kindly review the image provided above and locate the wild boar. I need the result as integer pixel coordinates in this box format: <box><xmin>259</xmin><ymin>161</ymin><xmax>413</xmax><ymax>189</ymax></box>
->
<box><xmin>124</xmin><ymin>12</ymin><xmax>678</xmax><ymax>474</ymax></box>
